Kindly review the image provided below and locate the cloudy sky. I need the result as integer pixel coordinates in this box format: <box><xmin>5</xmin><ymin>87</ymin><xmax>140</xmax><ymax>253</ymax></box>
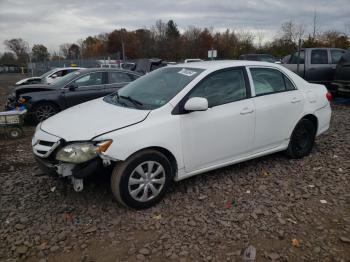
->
<box><xmin>0</xmin><ymin>0</ymin><xmax>349</xmax><ymax>53</ymax></box>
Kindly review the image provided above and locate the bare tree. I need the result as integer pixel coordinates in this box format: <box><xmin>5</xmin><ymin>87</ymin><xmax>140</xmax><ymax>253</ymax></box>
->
<box><xmin>280</xmin><ymin>20</ymin><xmax>306</xmax><ymax>44</ymax></box>
<box><xmin>4</xmin><ymin>38</ymin><xmax>29</xmax><ymax>63</ymax></box>
<box><xmin>312</xmin><ymin>10</ymin><xmax>320</xmax><ymax>39</ymax></box>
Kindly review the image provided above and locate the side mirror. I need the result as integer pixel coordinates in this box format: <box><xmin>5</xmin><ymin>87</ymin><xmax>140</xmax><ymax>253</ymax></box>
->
<box><xmin>68</xmin><ymin>83</ymin><xmax>77</xmax><ymax>91</ymax></box>
<box><xmin>51</xmin><ymin>74</ymin><xmax>58</xmax><ymax>79</ymax></box>
<box><xmin>184</xmin><ymin>97</ymin><xmax>208</xmax><ymax>112</ymax></box>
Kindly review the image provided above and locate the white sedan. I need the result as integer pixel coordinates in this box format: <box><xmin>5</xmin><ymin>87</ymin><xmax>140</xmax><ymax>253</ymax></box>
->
<box><xmin>32</xmin><ymin>61</ymin><xmax>332</xmax><ymax>209</ymax></box>
<box><xmin>15</xmin><ymin>67</ymin><xmax>84</xmax><ymax>86</ymax></box>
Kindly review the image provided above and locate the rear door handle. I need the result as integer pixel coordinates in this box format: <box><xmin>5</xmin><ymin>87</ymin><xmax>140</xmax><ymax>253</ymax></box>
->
<box><xmin>240</xmin><ymin>107</ymin><xmax>254</xmax><ymax>115</ymax></box>
<box><xmin>291</xmin><ymin>97</ymin><xmax>301</xmax><ymax>103</ymax></box>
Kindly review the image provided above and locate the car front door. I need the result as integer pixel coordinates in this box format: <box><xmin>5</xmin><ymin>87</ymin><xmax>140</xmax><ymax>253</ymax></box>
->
<box><xmin>248</xmin><ymin>67</ymin><xmax>304</xmax><ymax>152</ymax></box>
<box><xmin>63</xmin><ymin>71</ymin><xmax>107</xmax><ymax>107</ymax></box>
<box><xmin>180</xmin><ymin>67</ymin><xmax>255</xmax><ymax>173</ymax></box>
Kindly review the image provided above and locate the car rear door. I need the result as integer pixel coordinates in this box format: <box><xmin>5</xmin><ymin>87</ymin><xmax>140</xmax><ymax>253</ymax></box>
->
<box><xmin>104</xmin><ymin>71</ymin><xmax>139</xmax><ymax>95</ymax></box>
<box><xmin>63</xmin><ymin>71</ymin><xmax>107</xmax><ymax>107</ymax></box>
<box><xmin>248</xmin><ymin>66</ymin><xmax>304</xmax><ymax>152</ymax></box>
<box><xmin>305</xmin><ymin>49</ymin><xmax>333</xmax><ymax>85</ymax></box>
<box><xmin>180</xmin><ymin>67</ymin><xmax>255</xmax><ymax>173</ymax></box>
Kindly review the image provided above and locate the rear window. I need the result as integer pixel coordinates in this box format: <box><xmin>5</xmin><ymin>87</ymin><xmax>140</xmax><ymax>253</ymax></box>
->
<box><xmin>311</xmin><ymin>49</ymin><xmax>328</xmax><ymax>64</ymax></box>
<box><xmin>331</xmin><ymin>50</ymin><xmax>345</xmax><ymax>64</ymax></box>
<box><xmin>289</xmin><ymin>51</ymin><xmax>305</xmax><ymax>64</ymax></box>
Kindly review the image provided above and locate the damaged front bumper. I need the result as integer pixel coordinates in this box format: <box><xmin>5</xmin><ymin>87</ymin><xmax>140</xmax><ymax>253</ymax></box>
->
<box><xmin>34</xmin><ymin>156</ymin><xmax>103</xmax><ymax>191</ymax></box>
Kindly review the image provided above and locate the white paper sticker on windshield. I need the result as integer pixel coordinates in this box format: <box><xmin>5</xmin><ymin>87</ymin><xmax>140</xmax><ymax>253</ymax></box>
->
<box><xmin>178</xmin><ymin>68</ymin><xmax>197</xmax><ymax>76</ymax></box>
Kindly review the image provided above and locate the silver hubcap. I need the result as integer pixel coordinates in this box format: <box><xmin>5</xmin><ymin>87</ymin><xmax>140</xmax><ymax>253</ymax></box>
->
<box><xmin>35</xmin><ymin>105</ymin><xmax>56</xmax><ymax>121</ymax></box>
<box><xmin>128</xmin><ymin>161</ymin><xmax>166</xmax><ymax>202</ymax></box>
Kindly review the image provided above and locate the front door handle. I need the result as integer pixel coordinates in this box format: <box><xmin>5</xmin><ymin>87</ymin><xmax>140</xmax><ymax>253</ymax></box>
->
<box><xmin>240</xmin><ymin>107</ymin><xmax>254</xmax><ymax>115</ymax></box>
<box><xmin>291</xmin><ymin>97</ymin><xmax>301</xmax><ymax>103</ymax></box>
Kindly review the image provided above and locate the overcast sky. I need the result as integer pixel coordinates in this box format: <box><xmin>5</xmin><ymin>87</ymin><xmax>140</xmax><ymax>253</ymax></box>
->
<box><xmin>0</xmin><ymin>0</ymin><xmax>349</xmax><ymax>53</ymax></box>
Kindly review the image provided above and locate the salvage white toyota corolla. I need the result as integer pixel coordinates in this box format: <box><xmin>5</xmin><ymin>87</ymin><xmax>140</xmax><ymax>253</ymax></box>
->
<box><xmin>32</xmin><ymin>61</ymin><xmax>332</xmax><ymax>209</ymax></box>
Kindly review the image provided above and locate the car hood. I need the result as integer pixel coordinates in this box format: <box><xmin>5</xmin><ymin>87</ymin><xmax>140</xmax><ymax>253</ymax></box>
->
<box><xmin>15</xmin><ymin>77</ymin><xmax>41</xmax><ymax>85</ymax></box>
<box><xmin>14</xmin><ymin>84</ymin><xmax>56</xmax><ymax>96</ymax></box>
<box><xmin>40</xmin><ymin>98</ymin><xmax>150</xmax><ymax>141</ymax></box>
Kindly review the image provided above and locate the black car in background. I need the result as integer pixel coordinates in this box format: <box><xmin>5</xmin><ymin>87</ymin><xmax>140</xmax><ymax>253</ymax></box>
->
<box><xmin>332</xmin><ymin>50</ymin><xmax>350</xmax><ymax>95</ymax></box>
<box><xmin>239</xmin><ymin>54</ymin><xmax>280</xmax><ymax>63</ymax></box>
<box><xmin>6</xmin><ymin>68</ymin><xmax>142</xmax><ymax>122</ymax></box>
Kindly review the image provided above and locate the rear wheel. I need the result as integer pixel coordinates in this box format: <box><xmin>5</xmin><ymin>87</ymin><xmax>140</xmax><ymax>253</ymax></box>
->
<box><xmin>6</xmin><ymin>127</ymin><xmax>23</xmax><ymax>139</ymax></box>
<box><xmin>286</xmin><ymin>119</ymin><xmax>316</xmax><ymax>159</ymax></box>
<box><xmin>32</xmin><ymin>102</ymin><xmax>59</xmax><ymax>123</ymax></box>
<box><xmin>111</xmin><ymin>150</ymin><xmax>172</xmax><ymax>209</ymax></box>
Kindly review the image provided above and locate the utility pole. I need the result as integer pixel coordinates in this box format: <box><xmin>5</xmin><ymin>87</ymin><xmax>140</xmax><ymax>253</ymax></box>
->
<box><xmin>122</xmin><ymin>42</ymin><xmax>125</xmax><ymax>62</ymax></box>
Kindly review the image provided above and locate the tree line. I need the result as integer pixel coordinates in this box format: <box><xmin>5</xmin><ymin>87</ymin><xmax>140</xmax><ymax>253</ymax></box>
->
<box><xmin>1</xmin><ymin>18</ymin><xmax>349</xmax><ymax>66</ymax></box>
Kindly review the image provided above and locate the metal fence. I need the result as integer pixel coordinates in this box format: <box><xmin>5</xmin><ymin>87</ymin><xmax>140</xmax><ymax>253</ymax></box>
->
<box><xmin>27</xmin><ymin>57</ymin><xmax>122</xmax><ymax>76</ymax></box>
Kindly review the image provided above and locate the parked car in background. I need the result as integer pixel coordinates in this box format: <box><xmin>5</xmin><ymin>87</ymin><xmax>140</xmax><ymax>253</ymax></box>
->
<box><xmin>6</xmin><ymin>68</ymin><xmax>141</xmax><ymax>122</ymax></box>
<box><xmin>184</xmin><ymin>58</ymin><xmax>204</xmax><ymax>63</ymax></box>
<box><xmin>32</xmin><ymin>61</ymin><xmax>331</xmax><ymax>209</ymax></box>
<box><xmin>332</xmin><ymin>50</ymin><xmax>350</xmax><ymax>95</ymax></box>
<box><xmin>239</xmin><ymin>54</ymin><xmax>280</xmax><ymax>63</ymax></box>
<box><xmin>15</xmin><ymin>67</ymin><xmax>84</xmax><ymax>86</ymax></box>
<box><xmin>282</xmin><ymin>48</ymin><xmax>346</xmax><ymax>91</ymax></box>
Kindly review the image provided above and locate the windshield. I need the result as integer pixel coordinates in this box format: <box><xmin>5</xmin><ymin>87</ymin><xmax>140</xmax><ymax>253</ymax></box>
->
<box><xmin>104</xmin><ymin>67</ymin><xmax>204</xmax><ymax>110</ymax></box>
<box><xmin>40</xmin><ymin>69</ymin><xmax>57</xmax><ymax>79</ymax></box>
<box><xmin>51</xmin><ymin>71</ymin><xmax>82</xmax><ymax>87</ymax></box>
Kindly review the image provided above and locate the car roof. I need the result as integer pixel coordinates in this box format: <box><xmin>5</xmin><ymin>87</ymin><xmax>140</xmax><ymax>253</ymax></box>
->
<box><xmin>76</xmin><ymin>68</ymin><xmax>142</xmax><ymax>75</ymax></box>
<box><xmin>54</xmin><ymin>67</ymin><xmax>84</xmax><ymax>70</ymax></box>
<box><xmin>171</xmin><ymin>60</ymin><xmax>280</xmax><ymax>70</ymax></box>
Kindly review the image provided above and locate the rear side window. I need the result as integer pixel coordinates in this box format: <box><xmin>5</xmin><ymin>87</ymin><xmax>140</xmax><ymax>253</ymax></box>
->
<box><xmin>331</xmin><ymin>50</ymin><xmax>345</xmax><ymax>64</ymax></box>
<box><xmin>311</xmin><ymin>49</ymin><xmax>328</xmax><ymax>64</ymax></box>
<box><xmin>109</xmin><ymin>72</ymin><xmax>132</xmax><ymax>84</ymax></box>
<box><xmin>250</xmin><ymin>68</ymin><xmax>295</xmax><ymax>96</ymax></box>
<box><xmin>73</xmin><ymin>72</ymin><xmax>103</xmax><ymax>87</ymax></box>
<box><xmin>189</xmin><ymin>68</ymin><xmax>247</xmax><ymax>107</ymax></box>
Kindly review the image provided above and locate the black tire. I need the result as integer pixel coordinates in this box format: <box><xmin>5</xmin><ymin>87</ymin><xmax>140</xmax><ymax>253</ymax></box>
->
<box><xmin>32</xmin><ymin>102</ymin><xmax>59</xmax><ymax>123</ymax></box>
<box><xmin>6</xmin><ymin>127</ymin><xmax>23</xmax><ymax>139</ymax></box>
<box><xmin>111</xmin><ymin>149</ymin><xmax>173</xmax><ymax>209</ymax></box>
<box><xmin>286</xmin><ymin>119</ymin><xmax>316</xmax><ymax>159</ymax></box>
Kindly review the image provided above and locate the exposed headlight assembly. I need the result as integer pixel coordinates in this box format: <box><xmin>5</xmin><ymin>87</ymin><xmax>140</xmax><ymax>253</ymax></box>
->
<box><xmin>56</xmin><ymin>140</ymin><xmax>112</xmax><ymax>164</ymax></box>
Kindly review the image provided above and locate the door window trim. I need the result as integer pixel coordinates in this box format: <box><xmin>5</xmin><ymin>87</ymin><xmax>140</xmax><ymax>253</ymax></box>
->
<box><xmin>172</xmin><ymin>66</ymin><xmax>252</xmax><ymax>115</ymax></box>
<box><xmin>247</xmin><ymin>66</ymin><xmax>298</xmax><ymax>98</ymax></box>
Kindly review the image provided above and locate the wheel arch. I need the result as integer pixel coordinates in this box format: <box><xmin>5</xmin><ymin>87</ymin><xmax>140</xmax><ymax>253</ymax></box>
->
<box><xmin>122</xmin><ymin>146</ymin><xmax>178</xmax><ymax>178</ymax></box>
<box><xmin>31</xmin><ymin>100</ymin><xmax>61</xmax><ymax>111</ymax></box>
<box><xmin>300</xmin><ymin>114</ymin><xmax>318</xmax><ymax>132</ymax></box>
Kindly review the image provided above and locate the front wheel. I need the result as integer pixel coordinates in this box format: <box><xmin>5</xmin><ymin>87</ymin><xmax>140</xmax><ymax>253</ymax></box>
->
<box><xmin>32</xmin><ymin>102</ymin><xmax>59</xmax><ymax>123</ymax></box>
<box><xmin>111</xmin><ymin>150</ymin><xmax>173</xmax><ymax>209</ymax></box>
<box><xmin>286</xmin><ymin>119</ymin><xmax>316</xmax><ymax>159</ymax></box>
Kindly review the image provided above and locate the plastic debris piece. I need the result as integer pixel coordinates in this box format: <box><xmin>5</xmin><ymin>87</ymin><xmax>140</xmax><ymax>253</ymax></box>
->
<box><xmin>243</xmin><ymin>245</ymin><xmax>256</xmax><ymax>261</ymax></box>
<box><xmin>262</xmin><ymin>171</ymin><xmax>269</xmax><ymax>177</ymax></box>
<box><xmin>338</xmin><ymin>168</ymin><xmax>343</xmax><ymax>172</ymax></box>
<box><xmin>50</xmin><ymin>186</ymin><xmax>56</xmax><ymax>192</ymax></box>
<box><xmin>246</xmin><ymin>190</ymin><xmax>251</xmax><ymax>194</ymax></box>
<box><xmin>225</xmin><ymin>202</ymin><xmax>232</xmax><ymax>209</ymax></box>
<box><xmin>320</xmin><ymin>200</ymin><xmax>327</xmax><ymax>204</ymax></box>
<box><xmin>292</xmin><ymin>238</ymin><xmax>300</xmax><ymax>247</ymax></box>
<box><xmin>286</xmin><ymin>218</ymin><xmax>297</xmax><ymax>224</ymax></box>
<box><xmin>308</xmin><ymin>185</ymin><xmax>315</xmax><ymax>188</ymax></box>
<box><xmin>153</xmin><ymin>214</ymin><xmax>162</xmax><ymax>220</ymax></box>
<box><xmin>333</xmin><ymin>154</ymin><xmax>338</xmax><ymax>158</ymax></box>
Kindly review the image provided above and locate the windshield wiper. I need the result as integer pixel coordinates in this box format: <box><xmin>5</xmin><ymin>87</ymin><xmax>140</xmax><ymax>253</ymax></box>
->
<box><xmin>119</xmin><ymin>95</ymin><xmax>144</xmax><ymax>108</ymax></box>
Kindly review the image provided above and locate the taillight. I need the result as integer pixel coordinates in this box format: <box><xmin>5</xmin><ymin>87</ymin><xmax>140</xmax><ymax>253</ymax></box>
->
<box><xmin>326</xmin><ymin>91</ymin><xmax>332</xmax><ymax>101</ymax></box>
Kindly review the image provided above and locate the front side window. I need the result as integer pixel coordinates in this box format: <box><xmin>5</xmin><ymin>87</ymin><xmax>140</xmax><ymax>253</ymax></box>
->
<box><xmin>189</xmin><ymin>68</ymin><xmax>247</xmax><ymax>107</ymax></box>
<box><xmin>289</xmin><ymin>51</ymin><xmax>305</xmax><ymax>64</ymax></box>
<box><xmin>331</xmin><ymin>50</ymin><xmax>345</xmax><ymax>64</ymax></box>
<box><xmin>251</xmin><ymin>68</ymin><xmax>287</xmax><ymax>96</ymax></box>
<box><xmin>105</xmin><ymin>67</ymin><xmax>204</xmax><ymax>110</ymax></box>
<box><xmin>311</xmin><ymin>49</ymin><xmax>328</xmax><ymax>64</ymax></box>
<box><xmin>73</xmin><ymin>72</ymin><xmax>103</xmax><ymax>87</ymax></box>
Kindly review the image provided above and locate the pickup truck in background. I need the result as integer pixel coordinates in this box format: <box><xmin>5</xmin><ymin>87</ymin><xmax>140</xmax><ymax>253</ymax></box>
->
<box><xmin>282</xmin><ymin>48</ymin><xmax>346</xmax><ymax>91</ymax></box>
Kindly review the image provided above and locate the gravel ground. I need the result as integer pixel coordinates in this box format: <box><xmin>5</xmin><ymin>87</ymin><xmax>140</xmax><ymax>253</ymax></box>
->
<box><xmin>0</xmin><ymin>74</ymin><xmax>350</xmax><ymax>262</ymax></box>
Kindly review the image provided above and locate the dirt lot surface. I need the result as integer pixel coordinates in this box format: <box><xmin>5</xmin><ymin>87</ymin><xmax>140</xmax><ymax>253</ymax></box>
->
<box><xmin>0</xmin><ymin>74</ymin><xmax>350</xmax><ymax>262</ymax></box>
